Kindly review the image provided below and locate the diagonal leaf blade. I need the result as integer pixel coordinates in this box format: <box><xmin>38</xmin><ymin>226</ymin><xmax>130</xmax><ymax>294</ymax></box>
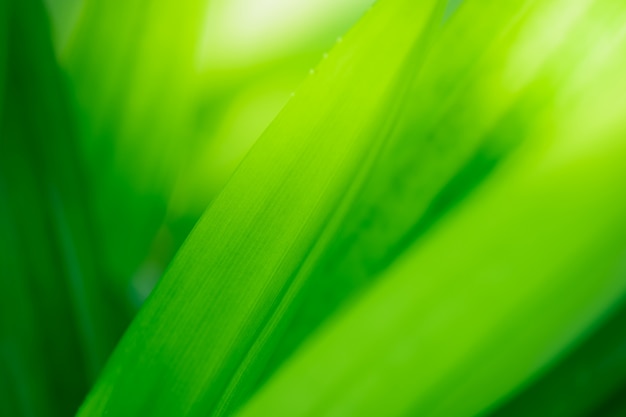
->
<box><xmin>76</xmin><ymin>1</ymin><xmax>446</xmax><ymax>416</ymax></box>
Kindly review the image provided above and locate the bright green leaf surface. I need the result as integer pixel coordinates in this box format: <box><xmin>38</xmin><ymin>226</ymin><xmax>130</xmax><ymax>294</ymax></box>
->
<box><xmin>261</xmin><ymin>0</ymin><xmax>619</xmax><ymax>385</ymax></box>
<box><xmin>238</xmin><ymin>77</ymin><xmax>626</xmax><ymax>417</ymax></box>
<box><xmin>76</xmin><ymin>1</ymin><xmax>445</xmax><ymax>416</ymax></box>
<box><xmin>234</xmin><ymin>0</ymin><xmax>626</xmax><ymax>415</ymax></box>
<box><xmin>263</xmin><ymin>0</ymin><xmax>538</xmax><ymax>376</ymax></box>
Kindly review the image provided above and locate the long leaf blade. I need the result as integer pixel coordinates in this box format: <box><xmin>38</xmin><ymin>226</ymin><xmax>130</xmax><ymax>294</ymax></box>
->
<box><xmin>76</xmin><ymin>1</ymin><xmax>445</xmax><ymax>416</ymax></box>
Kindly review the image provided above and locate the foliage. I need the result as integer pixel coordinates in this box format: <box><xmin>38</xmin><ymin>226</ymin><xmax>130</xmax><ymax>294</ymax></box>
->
<box><xmin>2</xmin><ymin>0</ymin><xmax>626</xmax><ymax>416</ymax></box>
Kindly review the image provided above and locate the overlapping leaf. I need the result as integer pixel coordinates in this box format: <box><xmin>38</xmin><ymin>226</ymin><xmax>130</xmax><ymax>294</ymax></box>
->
<box><xmin>235</xmin><ymin>0</ymin><xmax>626</xmax><ymax>415</ymax></box>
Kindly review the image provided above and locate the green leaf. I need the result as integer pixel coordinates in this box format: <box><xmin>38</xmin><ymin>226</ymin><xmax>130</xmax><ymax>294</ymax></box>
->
<box><xmin>76</xmin><ymin>1</ymin><xmax>447</xmax><ymax>416</ymax></box>
<box><xmin>262</xmin><ymin>0</ymin><xmax>543</xmax><ymax>377</ymax></box>
<box><xmin>260</xmin><ymin>0</ymin><xmax>618</xmax><ymax>385</ymax></box>
<box><xmin>232</xmin><ymin>0</ymin><xmax>626</xmax><ymax>416</ymax></box>
<box><xmin>237</xmin><ymin>70</ymin><xmax>626</xmax><ymax>417</ymax></box>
